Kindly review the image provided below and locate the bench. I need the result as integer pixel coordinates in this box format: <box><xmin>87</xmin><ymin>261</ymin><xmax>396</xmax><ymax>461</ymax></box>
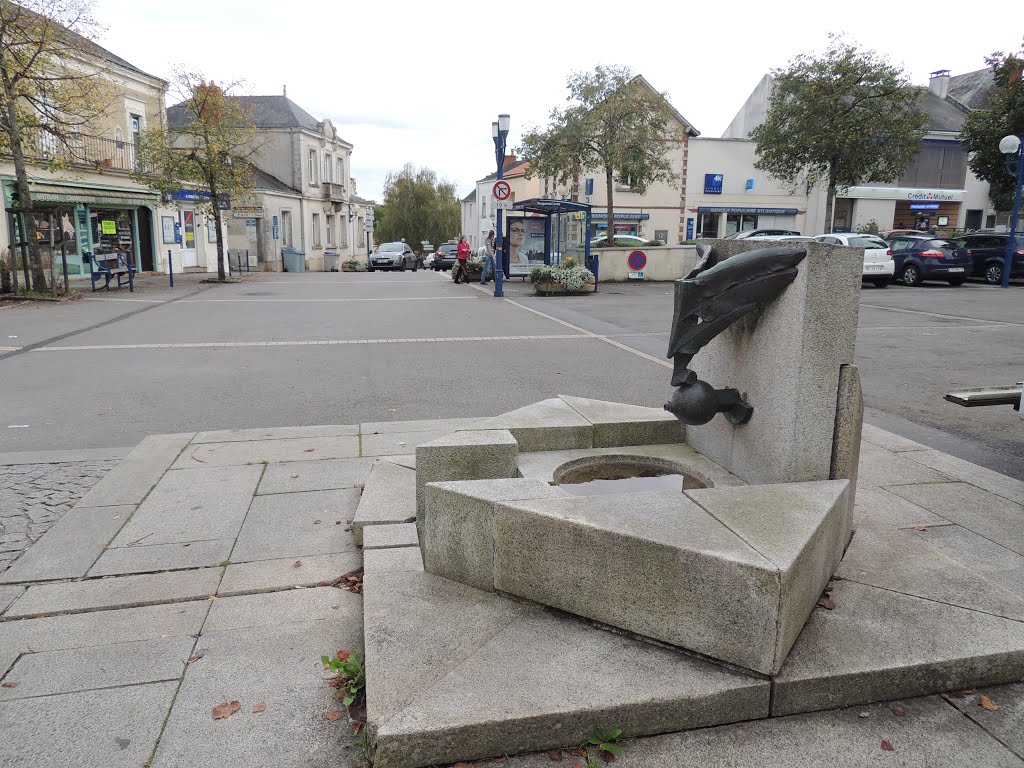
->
<box><xmin>945</xmin><ymin>383</ymin><xmax>1022</xmax><ymax>416</ymax></box>
<box><xmin>88</xmin><ymin>251</ymin><xmax>135</xmax><ymax>292</ymax></box>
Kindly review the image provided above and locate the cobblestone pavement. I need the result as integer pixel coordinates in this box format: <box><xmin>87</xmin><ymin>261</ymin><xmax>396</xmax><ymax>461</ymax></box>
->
<box><xmin>0</xmin><ymin>460</ymin><xmax>118</xmax><ymax>572</ymax></box>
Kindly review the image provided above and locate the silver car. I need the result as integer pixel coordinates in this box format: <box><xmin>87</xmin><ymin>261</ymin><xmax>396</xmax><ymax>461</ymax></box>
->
<box><xmin>369</xmin><ymin>242</ymin><xmax>417</xmax><ymax>272</ymax></box>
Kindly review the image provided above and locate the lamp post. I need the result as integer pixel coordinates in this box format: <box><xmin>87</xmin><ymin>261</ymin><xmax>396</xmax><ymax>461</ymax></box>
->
<box><xmin>999</xmin><ymin>134</ymin><xmax>1023</xmax><ymax>289</ymax></box>
<box><xmin>492</xmin><ymin>113</ymin><xmax>510</xmax><ymax>298</ymax></box>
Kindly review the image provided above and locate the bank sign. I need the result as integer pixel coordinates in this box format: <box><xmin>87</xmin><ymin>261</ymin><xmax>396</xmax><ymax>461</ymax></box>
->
<box><xmin>704</xmin><ymin>174</ymin><xmax>723</xmax><ymax>194</ymax></box>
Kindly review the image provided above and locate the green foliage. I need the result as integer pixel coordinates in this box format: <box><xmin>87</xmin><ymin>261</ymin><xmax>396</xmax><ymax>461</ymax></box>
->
<box><xmin>960</xmin><ymin>43</ymin><xmax>1024</xmax><ymax>211</ymax></box>
<box><xmin>854</xmin><ymin>219</ymin><xmax>881</xmax><ymax>235</ymax></box>
<box><xmin>530</xmin><ymin>264</ymin><xmax>595</xmax><ymax>291</ymax></box>
<box><xmin>585</xmin><ymin>727</ymin><xmax>625</xmax><ymax>759</ymax></box>
<box><xmin>750</xmin><ymin>35</ymin><xmax>928</xmax><ymax>231</ymax></box>
<box><xmin>450</xmin><ymin>258</ymin><xmax>483</xmax><ymax>280</ymax></box>
<box><xmin>375</xmin><ymin>164</ymin><xmax>460</xmax><ymax>248</ymax></box>
<box><xmin>321</xmin><ymin>650</ymin><xmax>365</xmax><ymax>707</ymax></box>
<box><xmin>519</xmin><ymin>65</ymin><xmax>681</xmax><ymax>232</ymax></box>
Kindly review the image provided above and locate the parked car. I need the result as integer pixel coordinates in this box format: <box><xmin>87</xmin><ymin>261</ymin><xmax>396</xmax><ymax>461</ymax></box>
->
<box><xmin>884</xmin><ymin>235</ymin><xmax>973</xmax><ymax>286</ymax></box>
<box><xmin>590</xmin><ymin>234</ymin><xmax>648</xmax><ymax>247</ymax></box>
<box><xmin>724</xmin><ymin>228</ymin><xmax>801</xmax><ymax>239</ymax></box>
<box><xmin>813</xmin><ymin>233</ymin><xmax>896</xmax><ymax>288</ymax></box>
<box><xmin>368</xmin><ymin>242</ymin><xmax>417</xmax><ymax>272</ymax></box>
<box><xmin>744</xmin><ymin>234</ymin><xmax>815</xmax><ymax>242</ymax></box>
<box><xmin>952</xmin><ymin>232</ymin><xmax>1024</xmax><ymax>285</ymax></box>
<box><xmin>423</xmin><ymin>252</ymin><xmax>435</xmax><ymax>269</ymax></box>
<box><xmin>432</xmin><ymin>243</ymin><xmax>459</xmax><ymax>271</ymax></box>
<box><xmin>879</xmin><ymin>228</ymin><xmax>935</xmax><ymax>239</ymax></box>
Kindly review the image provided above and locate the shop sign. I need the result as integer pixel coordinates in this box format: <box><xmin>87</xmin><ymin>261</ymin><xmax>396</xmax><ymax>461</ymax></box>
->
<box><xmin>704</xmin><ymin>174</ymin><xmax>723</xmax><ymax>194</ymax></box>
<box><xmin>697</xmin><ymin>206</ymin><xmax>799</xmax><ymax>215</ymax></box>
<box><xmin>169</xmin><ymin>189</ymin><xmax>231</xmax><ymax>209</ymax></box>
<box><xmin>101</xmin><ymin>220</ymin><xmax>117</xmax><ymax>235</ymax></box>
<box><xmin>232</xmin><ymin>205</ymin><xmax>265</xmax><ymax>219</ymax></box>
<box><xmin>590</xmin><ymin>212</ymin><xmax>650</xmax><ymax>221</ymax></box>
<box><xmin>841</xmin><ymin>186</ymin><xmax>965</xmax><ymax>202</ymax></box>
<box><xmin>245</xmin><ymin>220</ymin><xmax>258</xmax><ymax>241</ymax></box>
<box><xmin>686</xmin><ymin>218</ymin><xmax>695</xmax><ymax>240</ymax></box>
<box><xmin>76</xmin><ymin>209</ymin><xmax>89</xmax><ymax>254</ymax></box>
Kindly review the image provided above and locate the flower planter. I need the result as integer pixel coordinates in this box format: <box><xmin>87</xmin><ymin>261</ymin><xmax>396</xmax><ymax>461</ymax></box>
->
<box><xmin>534</xmin><ymin>279</ymin><xmax>596</xmax><ymax>296</ymax></box>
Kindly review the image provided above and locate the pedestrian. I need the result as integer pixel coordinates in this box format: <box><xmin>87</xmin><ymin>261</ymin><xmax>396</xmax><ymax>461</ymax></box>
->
<box><xmin>414</xmin><ymin>249</ymin><xmax>424</xmax><ymax>270</ymax></box>
<box><xmin>454</xmin><ymin>235</ymin><xmax>471</xmax><ymax>284</ymax></box>
<box><xmin>481</xmin><ymin>229</ymin><xmax>495</xmax><ymax>284</ymax></box>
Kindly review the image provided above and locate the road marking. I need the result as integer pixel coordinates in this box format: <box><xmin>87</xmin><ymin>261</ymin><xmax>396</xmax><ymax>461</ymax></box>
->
<box><xmin>82</xmin><ymin>298</ymin><xmax>166</xmax><ymax>303</ymax></box>
<box><xmin>178</xmin><ymin>297</ymin><xmax>475</xmax><ymax>303</ymax></box>
<box><xmin>30</xmin><ymin>334</ymin><xmax>590</xmax><ymax>352</ymax></box>
<box><xmin>468</xmin><ymin>283</ymin><xmax>672</xmax><ymax>370</ymax></box>
<box><xmin>858</xmin><ymin>323</ymin><xmax>1018</xmax><ymax>331</ymax></box>
<box><xmin>860</xmin><ymin>303</ymin><xmax>1024</xmax><ymax>327</ymax></box>
<box><xmin>0</xmin><ymin>346</ymin><xmax>20</xmax><ymax>352</ymax></box>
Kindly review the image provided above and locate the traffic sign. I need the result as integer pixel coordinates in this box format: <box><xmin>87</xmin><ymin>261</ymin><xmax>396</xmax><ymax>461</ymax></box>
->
<box><xmin>492</xmin><ymin>181</ymin><xmax>511</xmax><ymax>201</ymax></box>
<box><xmin>363</xmin><ymin>223</ymin><xmax>373</xmax><ymax>233</ymax></box>
<box><xmin>627</xmin><ymin>250</ymin><xmax>647</xmax><ymax>271</ymax></box>
<box><xmin>495</xmin><ymin>200</ymin><xmax>514</xmax><ymax>210</ymax></box>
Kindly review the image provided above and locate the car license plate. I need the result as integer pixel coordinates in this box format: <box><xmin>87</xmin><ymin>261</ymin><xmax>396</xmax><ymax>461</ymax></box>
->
<box><xmin>866</xmin><ymin>265</ymin><xmax>884</xmax><ymax>271</ymax></box>
<box><xmin>947</xmin><ymin>267</ymin><xmax>964</xmax><ymax>273</ymax></box>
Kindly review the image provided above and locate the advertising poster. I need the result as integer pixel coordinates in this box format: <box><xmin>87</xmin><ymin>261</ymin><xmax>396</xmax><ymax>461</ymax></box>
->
<box><xmin>507</xmin><ymin>217</ymin><xmax>546</xmax><ymax>277</ymax></box>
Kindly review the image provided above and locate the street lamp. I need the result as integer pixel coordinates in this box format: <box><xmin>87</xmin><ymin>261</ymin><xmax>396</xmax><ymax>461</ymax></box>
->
<box><xmin>999</xmin><ymin>134</ymin><xmax>1023</xmax><ymax>289</ymax></box>
<box><xmin>492</xmin><ymin>113</ymin><xmax>510</xmax><ymax>298</ymax></box>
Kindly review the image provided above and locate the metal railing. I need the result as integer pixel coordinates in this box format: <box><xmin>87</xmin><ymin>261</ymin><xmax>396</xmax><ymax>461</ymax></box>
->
<box><xmin>322</xmin><ymin>182</ymin><xmax>347</xmax><ymax>201</ymax></box>
<box><xmin>6</xmin><ymin>133</ymin><xmax>148</xmax><ymax>174</ymax></box>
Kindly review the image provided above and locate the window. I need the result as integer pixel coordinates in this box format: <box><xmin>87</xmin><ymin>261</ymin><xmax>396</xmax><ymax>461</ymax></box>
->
<box><xmin>337</xmin><ymin>159</ymin><xmax>344</xmax><ymax>187</ymax></box>
<box><xmin>325</xmin><ymin>215</ymin><xmax>333</xmax><ymax>246</ymax></box>
<box><xmin>324</xmin><ymin>154</ymin><xmax>332</xmax><ymax>184</ymax></box>
<box><xmin>308</xmin><ymin>150</ymin><xmax>318</xmax><ymax>186</ymax></box>
<box><xmin>697</xmin><ymin>213</ymin><xmax>719</xmax><ymax>238</ymax></box>
<box><xmin>312</xmin><ymin>213</ymin><xmax>321</xmax><ymax>247</ymax></box>
<box><xmin>339</xmin><ymin>219</ymin><xmax>348</xmax><ymax>247</ymax></box>
<box><xmin>281</xmin><ymin>210</ymin><xmax>293</xmax><ymax>247</ymax></box>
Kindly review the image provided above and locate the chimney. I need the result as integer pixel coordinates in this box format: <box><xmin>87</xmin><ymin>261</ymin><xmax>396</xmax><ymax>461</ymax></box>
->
<box><xmin>928</xmin><ymin>69</ymin><xmax>950</xmax><ymax>99</ymax></box>
<box><xmin>502</xmin><ymin>153</ymin><xmax>517</xmax><ymax>171</ymax></box>
<box><xmin>283</xmin><ymin>85</ymin><xmax>287</xmax><ymax>97</ymax></box>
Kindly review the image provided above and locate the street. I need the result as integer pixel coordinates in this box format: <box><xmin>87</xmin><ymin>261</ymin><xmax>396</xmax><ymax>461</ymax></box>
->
<box><xmin>0</xmin><ymin>271</ymin><xmax>1021</xmax><ymax>478</ymax></box>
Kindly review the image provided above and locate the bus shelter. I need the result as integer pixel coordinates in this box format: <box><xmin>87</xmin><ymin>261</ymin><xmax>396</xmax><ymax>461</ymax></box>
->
<box><xmin>505</xmin><ymin>198</ymin><xmax>597</xmax><ymax>284</ymax></box>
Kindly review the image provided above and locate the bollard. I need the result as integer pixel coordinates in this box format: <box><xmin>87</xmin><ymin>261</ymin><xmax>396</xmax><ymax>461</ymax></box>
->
<box><xmin>168</xmin><ymin>250</ymin><xmax>174</xmax><ymax>288</ymax></box>
<box><xmin>246</xmin><ymin>250</ymin><xmax>250</xmax><ymax>272</ymax></box>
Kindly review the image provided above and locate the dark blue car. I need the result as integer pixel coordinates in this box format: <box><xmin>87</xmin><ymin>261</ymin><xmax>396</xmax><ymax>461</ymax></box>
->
<box><xmin>886</xmin><ymin>235</ymin><xmax>973</xmax><ymax>287</ymax></box>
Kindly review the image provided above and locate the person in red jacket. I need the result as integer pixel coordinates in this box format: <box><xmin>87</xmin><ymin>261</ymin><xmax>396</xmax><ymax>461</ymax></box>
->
<box><xmin>454</xmin><ymin>235</ymin><xmax>471</xmax><ymax>284</ymax></box>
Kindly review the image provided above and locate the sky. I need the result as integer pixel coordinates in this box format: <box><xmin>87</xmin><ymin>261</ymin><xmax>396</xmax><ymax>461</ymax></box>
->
<box><xmin>90</xmin><ymin>0</ymin><xmax>1018</xmax><ymax>203</ymax></box>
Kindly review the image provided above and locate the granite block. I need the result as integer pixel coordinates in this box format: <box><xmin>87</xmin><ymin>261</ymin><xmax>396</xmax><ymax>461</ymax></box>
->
<box><xmin>257</xmin><ymin>457</ymin><xmax>375</xmax><ymax>494</ymax></box>
<box><xmin>89</xmin><ymin>539</ymin><xmax>235</xmax><ymax>577</ymax></box>
<box><xmin>219</xmin><ymin>552</ymin><xmax>362</xmax><ymax>596</ymax></box>
<box><xmin>898</xmin><ymin>449</ymin><xmax>1024</xmax><ymax>506</ymax></box>
<box><xmin>361</xmin><ymin>430</ymin><xmax>456</xmax><ymax>457</ymax></box>
<box><xmin>858</xmin><ymin>443</ymin><xmax>954</xmax><ymax>487</ymax></box>
<box><xmin>362</xmin><ymin>523</ymin><xmax>420</xmax><ymax>550</ymax></box>
<box><xmin>231</xmin><ymin>488</ymin><xmax>360</xmax><ymax>562</ymax></box>
<box><xmin>360</xmin><ymin>417</ymin><xmax>492</xmax><ymax>434</ymax></box>
<box><xmin>480</xmin><ymin>398</ymin><xmax>593</xmax><ymax>452</ymax></box>
<box><xmin>202</xmin><ymin>587</ymin><xmax>361</xmax><ymax>634</ymax></box>
<box><xmin>172</xmin><ymin>435</ymin><xmax>360</xmax><ymax>468</ymax></box>
<box><xmin>830</xmin><ymin>364</ymin><xmax>862</xmax><ymax>537</ymax></box>
<box><xmin>192</xmin><ymin>424</ymin><xmax>358</xmax><ymax>443</ymax></box>
<box><xmin>559</xmin><ymin>394</ymin><xmax>685</xmax><ymax>447</ymax></box>
<box><xmin>352</xmin><ymin>460</ymin><xmax>418</xmax><ymax>545</ymax></box>
<box><xmin>76</xmin><ymin>432</ymin><xmax>193</xmax><ymax>508</ymax></box>
<box><xmin>364</xmin><ymin>547</ymin><xmax>423</xmax><ymax>574</ymax></box>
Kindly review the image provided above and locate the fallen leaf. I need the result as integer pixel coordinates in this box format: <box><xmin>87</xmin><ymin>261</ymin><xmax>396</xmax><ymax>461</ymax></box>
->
<box><xmin>187</xmin><ymin>653</ymin><xmax>204</xmax><ymax>663</ymax></box>
<box><xmin>335</xmin><ymin>521</ymin><xmax>342</xmax><ymax>525</ymax></box>
<box><xmin>325</xmin><ymin>710</ymin><xmax>344</xmax><ymax>722</ymax></box>
<box><xmin>602</xmin><ymin>754</ymin><xmax>616</xmax><ymax>763</ymax></box>
<box><xmin>858</xmin><ymin>711</ymin><xmax>870</xmax><ymax>718</ymax></box>
<box><xmin>291</xmin><ymin>474</ymin><xmax>299</xmax><ymax>479</ymax></box>
<box><xmin>568</xmin><ymin>748</ymin><xmax>587</xmax><ymax>757</ymax></box>
<box><xmin>313</xmin><ymin>519</ymin><xmax>321</xmax><ymax>525</ymax></box>
<box><xmin>881</xmin><ymin>740</ymin><xmax>894</xmax><ymax>752</ymax></box>
<box><xmin>940</xmin><ymin>692</ymin><xmax>952</xmax><ymax>701</ymax></box>
<box><xmin>817</xmin><ymin>596</ymin><xmax>836</xmax><ymax>610</ymax></box>
<box><xmin>252</xmin><ymin>703</ymin><xmax>266</xmax><ymax>714</ymax></box>
<box><xmin>914</xmin><ymin>525</ymin><xmax>928</xmax><ymax>532</ymax></box>
<box><xmin>208</xmin><ymin>595</ymin><xmax>218</xmax><ymax>601</ymax></box>
<box><xmin>292</xmin><ymin>560</ymin><xmax>302</xmax><ymax>569</ymax></box>
<box><xmin>160</xmin><ymin>633</ymin><xmax>170</xmax><ymax>639</ymax></box>
<box><xmin>304</xmin><ymin>448</ymin><xmax>315</xmax><ymax>453</ymax></box>
<box><xmin>182</xmin><ymin>543</ymin><xmax>191</xmax><ymax>548</ymax></box>
<box><xmin>548</xmin><ymin>750</ymin><xmax>563</xmax><ymax>761</ymax></box>
<box><xmin>1</xmin><ymin>682</ymin><xmax>19</xmax><ymax>688</ymax></box>
<box><xmin>453</xmin><ymin>764</ymin><xmax>473</xmax><ymax>768</ymax></box>
<box><xmin>352</xmin><ymin>721</ymin><xmax>363</xmax><ymax>735</ymax></box>
<box><xmin>212</xmin><ymin>701</ymin><xmax>241</xmax><ymax>720</ymax></box>
<box><xmin>33</xmin><ymin>614</ymin><xmax>45</xmax><ymax>619</ymax></box>
<box><xmin>979</xmin><ymin>696</ymin><xmax>1000</xmax><ymax>712</ymax></box>
<box><xmin>892</xmin><ymin>707</ymin><xmax>906</xmax><ymax>716</ymax></box>
<box><xmin>337</xmin><ymin>650</ymin><xmax>351</xmax><ymax>662</ymax></box>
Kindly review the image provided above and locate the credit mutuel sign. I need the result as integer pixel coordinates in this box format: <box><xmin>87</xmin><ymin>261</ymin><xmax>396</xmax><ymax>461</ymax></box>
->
<box><xmin>841</xmin><ymin>186</ymin><xmax>965</xmax><ymax>202</ymax></box>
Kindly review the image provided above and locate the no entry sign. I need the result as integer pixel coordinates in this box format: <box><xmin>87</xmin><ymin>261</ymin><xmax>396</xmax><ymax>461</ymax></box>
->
<box><xmin>627</xmin><ymin>250</ymin><xmax>647</xmax><ymax>271</ymax></box>
<box><xmin>492</xmin><ymin>181</ymin><xmax>511</xmax><ymax>201</ymax></box>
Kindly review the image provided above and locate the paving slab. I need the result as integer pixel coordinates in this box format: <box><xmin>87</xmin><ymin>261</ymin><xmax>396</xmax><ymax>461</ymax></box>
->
<box><xmin>0</xmin><ymin>446</ymin><xmax>131</xmax><ymax>465</ymax></box>
<box><xmin>493</xmin><ymin>694</ymin><xmax>1024</xmax><ymax>768</ymax></box>
<box><xmin>172</xmin><ymin>435</ymin><xmax>360</xmax><ymax>468</ymax></box>
<box><xmin>353</xmin><ymin>460</ymin><xmax>418</xmax><ymax>545</ymax></box>
<box><xmin>363</xmin><ymin>523</ymin><xmax>419</xmax><ymax>549</ymax></box>
<box><xmin>193</xmin><ymin>424</ymin><xmax>359</xmax><ymax>443</ymax></box>
<box><xmin>218</xmin><ymin>552</ymin><xmax>362</xmax><ymax>596</ymax></box>
<box><xmin>231</xmin><ymin>488</ymin><xmax>360</xmax><ymax>562</ymax></box>
<box><xmin>852</xmin><ymin>481</ymin><xmax>952</xmax><ymax>530</ymax></box>
<box><xmin>361</xmin><ymin>417</ymin><xmax>492</xmax><ymax>434</ymax></box>
<box><xmin>773</xmin><ymin>580</ymin><xmax>1024</xmax><ymax>716</ymax></box>
<box><xmin>364</xmin><ymin>547</ymin><xmax>423</xmax><ymax>574</ymax></box>
<box><xmin>110</xmin><ymin>465</ymin><xmax>262</xmax><ymax>547</ymax></box>
<box><xmin>0</xmin><ymin>601</ymin><xmax>209</xmax><ymax>655</ymax></box>
<box><xmin>0</xmin><ymin>636</ymin><xmax>195</xmax><ymax>700</ymax></box>
<box><xmin>914</xmin><ymin>524</ymin><xmax>1024</xmax><ymax>596</ymax></box>
<box><xmin>257</xmin><ymin>457</ymin><xmax>375</xmax><ymax>494</ymax></box>
<box><xmin>898</xmin><ymin>449</ymin><xmax>1024</xmax><ymax>506</ymax></box>
<box><xmin>890</xmin><ymin>482</ymin><xmax>1024</xmax><ymax>556</ymax></box>
<box><xmin>838</xmin><ymin>524</ymin><xmax>1024</xmax><ymax>620</ymax></box>
<box><xmin>480</xmin><ymin>397</ymin><xmax>593</xmax><ymax>451</ymax></box>
<box><xmin>0</xmin><ymin>586</ymin><xmax>25</xmax><ymax>614</ymax></box>
<box><xmin>368</xmin><ymin>573</ymin><xmax>769</xmax><ymax>768</ymax></box>
<box><xmin>379</xmin><ymin>454</ymin><xmax>416</xmax><ymax>470</ymax></box>
<box><xmin>860</xmin><ymin>423</ymin><xmax>931</xmax><ymax>452</ymax></box>
<box><xmin>948</xmin><ymin>682</ymin><xmax>1024</xmax><ymax>759</ymax></box>
<box><xmin>6</xmin><ymin>567</ymin><xmax>224</xmax><ymax>618</ymax></box>
<box><xmin>89</xmin><ymin>538</ymin><xmax>235</xmax><ymax>577</ymax></box>
<box><xmin>0</xmin><ymin>681</ymin><xmax>179</xmax><ymax>768</ymax></box>
<box><xmin>152</xmin><ymin>618</ymin><xmax>364</xmax><ymax>768</ymax></box>
<box><xmin>0</xmin><ymin>504</ymin><xmax>133</xmax><ymax>584</ymax></box>
<box><xmin>202</xmin><ymin>586</ymin><xmax>361</xmax><ymax>634</ymax></box>
<box><xmin>76</xmin><ymin>432</ymin><xmax>194</xmax><ymax>507</ymax></box>
<box><xmin>559</xmin><ymin>393</ymin><xmax>685</xmax><ymax>446</ymax></box>
<box><xmin>857</xmin><ymin>442</ymin><xmax>954</xmax><ymax>487</ymax></box>
<box><xmin>361</xmin><ymin>429</ymin><xmax>457</xmax><ymax>457</ymax></box>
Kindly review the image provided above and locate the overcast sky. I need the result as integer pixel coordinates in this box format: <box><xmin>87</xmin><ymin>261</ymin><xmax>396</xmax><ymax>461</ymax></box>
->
<box><xmin>92</xmin><ymin>0</ymin><xmax>1018</xmax><ymax>203</ymax></box>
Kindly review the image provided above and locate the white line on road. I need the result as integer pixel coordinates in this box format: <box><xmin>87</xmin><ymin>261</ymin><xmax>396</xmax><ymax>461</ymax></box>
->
<box><xmin>0</xmin><ymin>346</ymin><xmax>20</xmax><ymax>352</ymax></box>
<box><xmin>178</xmin><ymin>297</ymin><xmax>475</xmax><ymax>303</ymax></box>
<box><xmin>30</xmin><ymin>334</ymin><xmax>589</xmax><ymax>352</ymax></box>
<box><xmin>860</xmin><ymin>303</ymin><xmax>1024</xmax><ymax>327</ymax></box>
<box><xmin>858</xmin><ymin>323</ymin><xmax>1019</xmax><ymax>331</ymax></box>
<box><xmin>81</xmin><ymin>298</ymin><xmax>167</xmax><ymax>303</ymax></box>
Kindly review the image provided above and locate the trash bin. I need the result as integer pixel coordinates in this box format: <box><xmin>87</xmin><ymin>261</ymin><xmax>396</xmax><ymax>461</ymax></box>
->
<box><xmin>281</xmin><ymin>248</ymin><xmax>306</xmax><ymax>273</ymax></box>
<box><xmin>323</xmin><ymin>251</ymin><xmax>340</xmax><ymax>272</ymax></box>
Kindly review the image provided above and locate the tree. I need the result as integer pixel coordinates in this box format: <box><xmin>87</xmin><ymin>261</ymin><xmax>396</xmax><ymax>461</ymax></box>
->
<box><xmin>373</xmin><ymin>163</ymin><xmax>459</xmax><ymax>248</ymax></box>
<box><xmin>519</xmin><ymin>65</ymin><xmax>682</xmax><ymax>244</ymax></box>
<box><xmin>135</xmin><ymin>70</ymin><xmax>258</xmax><ymax>281</ymax></box>
<box><xmin>750</xmin><ymin>36</ymin><xmax>928</xmax><ymax>232</ymax></box>
<box><xmin>0</xmin><ymin>0</ymin><xmax>117</xmax><ymax>291</ymax></box>
<box><xmin>960</xmin><ymin>42</ymin><xmax>1024</xmax><ymax>212</ymax></box>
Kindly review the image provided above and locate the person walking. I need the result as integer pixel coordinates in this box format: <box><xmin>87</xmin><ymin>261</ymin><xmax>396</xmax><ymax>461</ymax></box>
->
<box><xmin>481</xmin><ymin>230</ymin><xmax>495</xmax><ymax>284</ymax></box>
<box><xmin>454</xmin><ymin>235</ymin><xmax>471</xmax><ymax>284</ymax></box>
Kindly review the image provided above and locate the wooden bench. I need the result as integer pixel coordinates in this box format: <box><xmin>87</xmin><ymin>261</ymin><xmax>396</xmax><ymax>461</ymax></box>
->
<box><xmin>88</xmin><ymin>251</ymin><xmax>135</xmax><ymax>292</ymax></box>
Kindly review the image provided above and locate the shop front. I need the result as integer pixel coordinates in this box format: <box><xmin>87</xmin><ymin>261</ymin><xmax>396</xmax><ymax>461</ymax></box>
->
<box><xmin>838</xmin><ymin>186</ymin><xmax>968</xmax><ymax>235</ymax></box>
<box><xmin>590</xmin><ymin>211</ymin><xmax>649</xmax><ymax>239</ymax></box>
<box><xmin>695</xmin><ymin>206</ymin><xmax>800</xmax><ymax>237</ymax></box>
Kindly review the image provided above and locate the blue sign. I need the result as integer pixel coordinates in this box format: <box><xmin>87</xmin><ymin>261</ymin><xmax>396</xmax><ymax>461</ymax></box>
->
<box><xmin>686</xmin><ymin>218</ymin><xmax>695</xmax><ymax>241</ymax></box>
<box><xmin>697</xmin><ymin>206</ymin><xmax>799</xmax><ymax>215</ymax></box>
<box><xmin>627</xmin><ymin>250</ymin><xmax>647</xmax><ymax>271</ymax></box>
<box><xmin>745</xmin><ymin>178</ymin><xmax>755</xmax><ymax>191</ymax></box>
<box><xmin>590</xmin><ymin>212</ymin><xmax>650</xmax><ymax>221</ymax></box>
<box><xmin>585</xmin><ymin>178</ymin><xmax>594</xmax><ymax>196</ymax></box>
<box><xmin>169</xmin><ymin>189</ymin><xmax>231</xmax><ymax>210</ymax></box>
<box><xmin>173</xmin><ymin>222</ymin><xmax>182</xmax><ymax>244</ymax></box>
<box><xmin>704</xmin><ymin>173</ymin><xmax>723</xmax><ymax>194</ymax></box>
<box><xmin>272</xmin><ymin>215</ymin><xmax>279</xmax><ymax>240</ymax></box>
<box><xmin>909</xmin><ymin>203</ymin><xmax>941</xmax><ymax>210</ymax></box>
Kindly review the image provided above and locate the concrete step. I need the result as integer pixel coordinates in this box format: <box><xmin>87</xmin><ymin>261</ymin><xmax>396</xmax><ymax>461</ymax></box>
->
<box><xmin>351</xmin><ymin>460</ymin><xmax>417</xmax><ymax>545</ymax></box>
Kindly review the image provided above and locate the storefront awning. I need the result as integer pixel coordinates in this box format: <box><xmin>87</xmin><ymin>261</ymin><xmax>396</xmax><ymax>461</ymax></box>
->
<box><xmin>697</xmin><ymin>206</ymin><xmax>799</xmax><ymax>215</ymax></box>
<box><xmin>28</xmin><ymin>182</ymin><xmax>159</xmax><ymax>208</ymax></box>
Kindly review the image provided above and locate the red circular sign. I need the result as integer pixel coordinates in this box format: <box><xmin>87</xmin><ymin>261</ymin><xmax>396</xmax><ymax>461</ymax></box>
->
<box><xmin>492</xmin><ymin>181</ymin><xmax>511</xmax><ymax>201</ymax></box>
<box><xmin>627</xmin><ymin>250</ymin><xmax>647</xmax><ymax>270</ymax></box>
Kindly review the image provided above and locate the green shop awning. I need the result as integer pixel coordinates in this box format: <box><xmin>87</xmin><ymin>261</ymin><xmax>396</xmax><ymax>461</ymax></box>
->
<box><xmin>28</xmin><ymin>182</ymin><xmax>159</xmax><ymax>208</ymax></box>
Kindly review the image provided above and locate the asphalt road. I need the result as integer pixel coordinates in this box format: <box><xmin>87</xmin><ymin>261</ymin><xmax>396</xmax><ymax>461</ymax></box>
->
<box><xmin>1</xmin><ymin>270</ymin><xmax>1020</xmax><ymax>478</ymax></box>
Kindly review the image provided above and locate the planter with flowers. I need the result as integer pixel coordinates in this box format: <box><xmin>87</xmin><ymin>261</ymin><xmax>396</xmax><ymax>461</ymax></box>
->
<box><xmin>530</xmin><ymin>257</ymin><xmax>596</xmax><ymax>295</ymax></box>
